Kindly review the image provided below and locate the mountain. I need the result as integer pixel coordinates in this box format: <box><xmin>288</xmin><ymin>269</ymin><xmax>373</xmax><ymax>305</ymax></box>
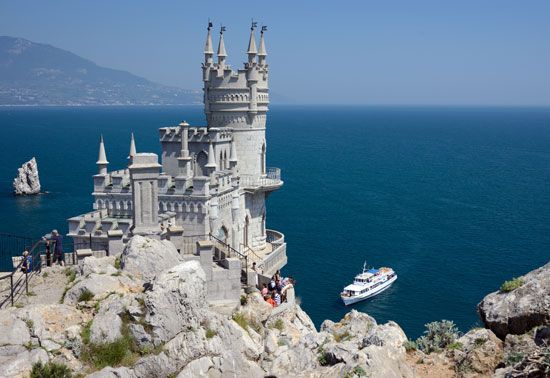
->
<box><xmin>0</xmin><ymin>36</ymin><xmax>202</xmax><ymax>106</ymax></box>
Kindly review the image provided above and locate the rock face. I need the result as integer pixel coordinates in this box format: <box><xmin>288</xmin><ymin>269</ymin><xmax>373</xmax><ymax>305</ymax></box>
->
<box><xmin>478</xmin><ymin>262</ymin><xmax>550</xmax><ymax>339</ymax></box>
<box><xmin>13</xmin><ymin>157</ymin><xmax>41</xmax><ymax>195</ymax></box>
<box><xmin>121</xmin><ymin>235</ymin><xmax>183</xmax><ymax>283</ymax></box>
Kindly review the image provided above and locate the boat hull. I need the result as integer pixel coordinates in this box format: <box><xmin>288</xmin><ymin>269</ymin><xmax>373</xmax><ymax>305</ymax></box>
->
<box><xmin>341</xmin><ymin>275</ymin><xmax>397</xmax><ymax>306</ymax></box>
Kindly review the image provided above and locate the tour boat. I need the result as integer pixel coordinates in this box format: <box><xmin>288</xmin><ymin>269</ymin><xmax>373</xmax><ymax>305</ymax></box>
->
<box><xmin>340</xmin><ymin>262</ymin><xmax>397</xmax><ymax>305</ymax></box>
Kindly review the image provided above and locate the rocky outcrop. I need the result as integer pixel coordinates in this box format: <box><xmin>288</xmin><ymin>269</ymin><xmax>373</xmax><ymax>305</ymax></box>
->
<box><xmin>13</xmin><ymin>157</ymin><xmax>41</xmax><ymax>195</ymax></box>
<box><xmin>477</xmin><ymin>262</ymin><xmax>550</xmax><ymax>339</ymax></box>
<box><xmin>121</xmin><ymin>235</ymin><xmax>183</xmax><ymax>283</ymax></box>
<box><xmin>451</xmin><ymin>328</ymin><xmax>504</xmax><ymax>376</ymax></box>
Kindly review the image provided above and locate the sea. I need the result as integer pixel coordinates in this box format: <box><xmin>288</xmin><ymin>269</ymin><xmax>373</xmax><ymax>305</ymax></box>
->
<box><xmin>1</xmin><ymin>105</ymin><xmax>549</xmax><ymax>338</ymax></box>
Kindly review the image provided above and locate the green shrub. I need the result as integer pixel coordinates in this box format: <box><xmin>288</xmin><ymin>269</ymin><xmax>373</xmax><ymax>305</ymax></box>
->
<box><xmin>80</xmin><ymin>322</ymin><xmax>139</xmax><ymax>369</ymax></box>
<box><xmin>274</xmin><ymin>319</ymin><xmax>284</xmax><ymax>332</ymax></box>
<box><xmin>505</xmin><ymin>351</ymin><xmax>524</xmax><ymax>366</ymax></box>
<box><xmin>30</xmin><ymin>361</ymin><xmax>72</xmax><ymax>378</ymax></box>
<box><xmin>500</xmin><ymin>277</ymin><xmax>524</xmax><ymax>293</ymax></box>
<box><xmin>474</xmin><ymin>337</ymin><xmax>487</xmax><ymax>347</ymax></box>
<box><xmin>415</xmin><ymin>320</ymin><xmax>460</xmax><ymax>354</ymax></box>
<box><xmin>240</xmin><ymin>295</ymin><xmax>248</xmax><ymax>306</ymax></box>
<box><xmin>42</xmin><ymin>272</ymin><xmax>48</xmax><ymax>278</ymax></box>
<box><xmin>403</xmin><ymin>339</ymin><xmax>417</xmax><ymax>352</ymax></box>
<box><xmin>77</xmin><ymin>289</ymin><xmax>94</xmax><ymax>302</ymax></box>
<box><xmin>205</xmin><ymin>329</ymin><xmax>217</xmax><ymax>339</ymax></box>
<box><xmin>114</xmin><ymin>257</ymin><xmax>121</xmax><ymax>269</ymax></box>
<box><xmin>447</xmin><ymin>341</ymin><xmax>463</xmax><ymax>350</ymax></box>
<box><xmin>81</xmin><ymin>321</ymin><xmax>92</xmax><ymax>345</ymax></box>
<box><xmin>317</xmin><ymin>345</ymin><xmax>329</xmax><ymax>366</ymax></box>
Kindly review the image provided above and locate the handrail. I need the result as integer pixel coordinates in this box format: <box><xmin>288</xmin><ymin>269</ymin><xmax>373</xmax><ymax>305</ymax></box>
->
<box><xmin>208</xmin><ymin>233</ymin><xmax>249</xmax><ymax>285</ymax></box>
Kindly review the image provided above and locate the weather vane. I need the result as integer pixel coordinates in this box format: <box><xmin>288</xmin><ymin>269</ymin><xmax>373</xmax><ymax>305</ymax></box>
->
<box><xmin>220</xmin><ymin>25</ymin><xmax>226</xmax><ymax>34</ymax></box>
<box><xmin>207</xmin><ymin>19</ymin><xmax>212</xmax><ymax>30</ymax></box>
<box><xmin>251</xmin><ymin>19</ymin><xmax>257</xmax><ymax>30</ymax></box>
<box><xmin>261</xmin><ymin>25</ymin><xmax>267</xmax><ymax>33</ymax></box>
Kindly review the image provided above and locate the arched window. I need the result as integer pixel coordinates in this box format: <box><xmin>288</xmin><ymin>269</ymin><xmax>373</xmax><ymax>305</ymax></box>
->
<box><xmin>195</xmin><ymin>151</ymin><xmax>208</xmax><ymax>177</ymax></box>
<box><xmin>218</xmin><ymin>225</ymin><xmax>229</xmax><ymax>243</ymax></box>
<box><xmin>219</xmin><ymin>151</ymin><xmax>223</xmax><ymax>170</ymax></box>
<box><xmin>243</xmin><ymin>216</ymin><xmax>249</xmax><ymax>248</ymax></box>
<box><xmin>223</xmin><ymin>151</ymin><xmax>228</xmax><ymax>169</ymax></box>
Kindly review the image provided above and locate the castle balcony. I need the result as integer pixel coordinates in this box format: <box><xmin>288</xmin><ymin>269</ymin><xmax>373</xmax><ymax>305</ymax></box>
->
<box><xmin>240</xmin><ymin>167</ymin><xmax>283</xmax><ymax>192</ymax></box>
<box><xmin>247</xmin><ymin>229</ymin><xmax>287</xmax><ymax>278</ymax></box>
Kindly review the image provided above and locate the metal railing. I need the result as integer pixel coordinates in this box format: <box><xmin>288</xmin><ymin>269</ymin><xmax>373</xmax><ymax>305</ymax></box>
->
<box><xmin>0</xmin><ymin>238</ymin><xmax>43</xmax><ymax>308</ymax></box>
<box><xmin>239</xmin><ymin>167</ymin><xmax>282</xmax><ymax>189</ymax></box>
<box><xmin>209</xmin><ymin>233</ymin><xmax>249</xmax><ymax>285</ymax></box>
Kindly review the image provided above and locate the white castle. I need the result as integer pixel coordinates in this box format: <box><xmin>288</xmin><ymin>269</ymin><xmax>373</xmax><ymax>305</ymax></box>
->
<box><xmin>67</xmin><ymin>23</ymin><xmax>287</xmax><ymax>302</ymax></box>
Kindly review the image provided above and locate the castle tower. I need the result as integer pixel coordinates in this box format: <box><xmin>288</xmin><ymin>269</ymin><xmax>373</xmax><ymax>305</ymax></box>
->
<box><xmin>203</xmin><ymin>23</ymin><xmax>269</xmax><ymax>177</ymax></box>
<box><xmin>129</xmin><ymin>153</ymin><xmax>162</xmax><ymax>236</ymax></box>
<box><xmin>97</xmin><ymin>135</ymin><xmax>109</xmax><ymax>175</ymax></box>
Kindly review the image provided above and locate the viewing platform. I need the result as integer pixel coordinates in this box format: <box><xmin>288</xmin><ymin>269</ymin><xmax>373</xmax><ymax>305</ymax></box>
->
<box><xmin>240</xmin><ymin>167</ymin><xmax>283</xmax><ymax>192</ymax></box>
<box><xmin>246</xmin><ymin>229</ymin><xmax>287</xmax><ymax>277</ymax></box>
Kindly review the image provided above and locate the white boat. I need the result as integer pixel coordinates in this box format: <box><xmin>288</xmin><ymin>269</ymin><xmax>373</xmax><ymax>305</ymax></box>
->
<box><xmin>340</xmin><ymin>262</ymin><xmax>397</xmax><ymax>305</ymax></box>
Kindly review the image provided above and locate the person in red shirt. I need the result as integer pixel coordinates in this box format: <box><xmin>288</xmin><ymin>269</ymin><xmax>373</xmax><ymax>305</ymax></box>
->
<box><xmin>265</xmin><ymin>294</ymin><xmax>276</xmax><ymax>307</ymax></box>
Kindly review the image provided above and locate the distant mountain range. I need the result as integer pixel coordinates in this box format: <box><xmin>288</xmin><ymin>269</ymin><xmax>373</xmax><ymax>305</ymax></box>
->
<box><xmin>0</xmin><ymin>36</ymin><xmax>202</xmax><ymax>106</ymax></box>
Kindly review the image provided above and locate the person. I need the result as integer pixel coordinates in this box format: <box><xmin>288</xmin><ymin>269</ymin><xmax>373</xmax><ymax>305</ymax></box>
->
<box><xmin>274</xmin><ymin>290</ymin><xmax>281</xmax><ymax>306</ymax></box>
<box><xmin>51</xmin><ymin>230</ymin><xmax>65</xmax><ymax>267</ymax></box>
<box><xmin>260</xmin><ymin>283</ymin><xmax>268</xmax><ymax>297</ymax></box>
<box><xmin>251</xmin><ymin>262</ymin><xmax>258</xmax><ymax>286</ymax></box>
<box><xmin>21</xmin><ymin>250</ymin><xmax>32</xmax><ymax>273</ymax></box>
<box><xmin>265</xmin><ymin>294</ymin><xmax>276</xmax><ymax>308</ymax></box>
<box><xmin>268</xmin><ymin>277</ymin><xmax>276</xmax><ymax>291</ymax></box>
<box><xmin>274</xmin><ymin>270</ymin><xmax>281</xmax><ymax>282</ymax></box>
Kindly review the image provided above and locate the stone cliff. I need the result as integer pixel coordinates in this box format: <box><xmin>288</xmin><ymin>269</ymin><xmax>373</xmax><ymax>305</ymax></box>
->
<box><xmin>0</xmin><ymin>237</ymin><xmax>548</xmax><ymax>377</ymax></box>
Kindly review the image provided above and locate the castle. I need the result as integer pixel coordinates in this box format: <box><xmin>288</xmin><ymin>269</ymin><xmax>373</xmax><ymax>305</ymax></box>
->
<box><xmin>67</xmin><ymin>23</ymin><xmax>287</xmax><ymax>301</ymax></box>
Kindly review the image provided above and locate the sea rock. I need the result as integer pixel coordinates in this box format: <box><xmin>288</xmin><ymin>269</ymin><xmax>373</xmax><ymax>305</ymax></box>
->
<box><xmin>477</xmin><ymin>261</ymin><xmax>550</xmax><ymax>339</ymax></box>
<box><xmin>121</xmin><ymin>235</ymin><xmax>183</xmax><ymax>283</ymax></box>
<box><xmin>13</xmin><ymin>157</ymin><xmax>41</xmax><ymax>195</ymax></box>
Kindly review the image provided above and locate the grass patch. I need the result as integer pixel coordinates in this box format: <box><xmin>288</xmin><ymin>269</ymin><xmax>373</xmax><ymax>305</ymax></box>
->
<box><xmin>273</xmin><ymin>319</ymin><xmax>284</xmax><ymax>332</ymax></box>
<box><xmin>111</xmin><ymin>271</ymin><xmax>121</xmax><ymax>277</ymax></box>
<box><xmin>25</xmin><ymin>318</ymin><xmax>34</xmax><ymax>330</ymax></box>
<box><xmin>232</xmin><ymin>313</ymin><xmax>249</xmax><ymax>330</ymax></box>
<box><xmin>447</xmin><ymin>341</ymin><xmax>463</xmax><ymax>350</ymax></box>
<box><xmin>277</xmin><ymin>339</ymin><xmax>286</xmax><ymax>347</ymax></box>
<box><xmin>345</xmin><ymin>366</ymin><xmax>368</xmax><ymax>378</ymax></box>
<box><xmin>42</xmin><ymin>272</ymin><xmax>49</xmax><ymax>278</ymax></box>
<box><xmin>505</xmin><ymin>351</ymin><xmax>524</xmax><ymax>366</ymax></box>
<box><xmin>59</xmin><ymin>286</ymin><xmax>69</xmax><ymax>304</ymax></box>
<box><xmin>240</xmin><ymin>295</ymin><xmax>248</xmax><ymax>306</ymax></box>
<box><xmin>334</xmin><ymin>331</ymin><xmax>351</xmax><ymax>343</ymax></box>
<box><xmin>26</xmin><ymin>291</ymin><xmax>36</xmax><ymax>296</ymax></box>
<box><xmin>14</xmin><ymin>302</ymin><xmax>23</xmax><ymax>308</ymax></box>
<box><xmin>65</xmin><ymin>268</ymin><xmax>77</xmax><ymax>283</ymax></box>
<box><xmin>77</xmin><ymin>289</ymin><xmax>94</xmax><ymax>302</ymax></box>
<box><xmin>205</xmin><ymin>329</ymin><xmax>217</xmax><ymax>339</ymax></box>
<box><xmin>30</xmin><ymin>361</ymin><xmax>72</xmax><ymax>378</ymax></box>
<box><xmin>81</xmin><ymin>320</ymin><xmax>92</xmax><ymax>345</ymax></box>
<box><xmin>500</xmin><ymin>277</ymin><xmax>524</xmax><ymax>293</ymax></box>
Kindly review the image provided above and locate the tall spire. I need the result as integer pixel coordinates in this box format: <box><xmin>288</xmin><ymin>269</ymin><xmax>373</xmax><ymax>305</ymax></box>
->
<box><xmin>206</xmin><ymin>141</ymin><xmax>217</xmax><ymax>169</ymax></box>
<box><xmin>217</xmin><ymin>25</ymin><xmax>227</xmax><ymax>68</ymax></box>
<box><xmin>247</xmin><ymin>21</ymin><xmax>257</xmax><ymax>64</ymax></box>
<box><xmin>204</xmin><ymin>21</ymin><xmax>214</xmax><ymax>65</ymax></box>
<box><xmin>128</xmin><ymin>133</ymin><xmax>136</xmax><ymax>162</ymax></box>
<box><xmin>229</xmin><ymin>138</ymin><xmax>238</xmax><ymax>162</ymax></box>
<box><xmin>97</xmin><ymin>135</ymin><xmax>109</xmax><ymax>175</ymax></box>
<box><xmin>258</xmin><ymin>26</ymin><xmax>267</xmax><ymax>66</ymax></box>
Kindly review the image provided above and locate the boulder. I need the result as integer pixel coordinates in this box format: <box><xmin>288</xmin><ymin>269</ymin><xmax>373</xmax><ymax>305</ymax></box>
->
<box><xmin>477</xmin><ymin>261</ymin><xmax>550</xmax><ymax>339</ymax></box>
<box><xmin>0</xmin><ymin>345</ymin><xmax>48</xmax><ymax>378</ymax></box>
<box><xmin>13</xmin><ymin>157</ymin><xmax>41</xmax><ymax>195</ymax></box>
<box><xmin>121</xmin><ymin>235</ymin><xmax>183</xmax><ymax>283</ymax></box>
<box><xmin>451</xmin><ymin>328</ymin><xmax>504</xmax><ymax>375</ymax></box>
<box><xmin>81</xmin><ymin>255</ymin><xmax>118</xmax><ymax>276</ymax></box>
<box><xmin>145</xmin><ymin>260</ymin><xmax>206</xmax><ymax>344</ymax></box>
<box><xmin>63</xmin><ymin>273</ymin><xmax>141</xmax><ymax>305</ymax></box>
<box><xmin>90</xmin><ymin>312</ymin><xmax>122</xmax><ymax>344</ymax></box>
<box><xmin>0</xmin><ymin>311</ymin><xmax>31</xmax><ymax>346</ymax></box>
<box><xmin>86</xmin><ymin>366</ymin><xmax>135</xmax><ymax>378</ymax></box>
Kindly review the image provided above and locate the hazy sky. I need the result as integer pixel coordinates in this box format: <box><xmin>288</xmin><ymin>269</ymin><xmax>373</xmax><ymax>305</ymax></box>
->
<box><xmin>1</xmin><ymin>1</ymin><xmax>549</xmax><ymax>105</ymax></box>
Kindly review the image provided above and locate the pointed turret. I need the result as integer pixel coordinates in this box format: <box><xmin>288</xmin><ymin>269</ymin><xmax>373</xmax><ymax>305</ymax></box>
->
<box><xmin>96</xmin><ymin>135</ymin><xmax>109</xmax><ymax>175</ymax></box>
<box><xmin>217</xmin><ymin>26</ymin><xmax>227</xmax><ymax>68</ymax></box>
<box><xmin>204</xmin><ymin>21</ymin><xmax>214</xmax><ymax>66</ymax></box>
<box><xmin>258</xmin><ymin>26</ymin><xmax>267</xmax><ymax>66</ymax></box>
<box><xmin>229</xmin><ymin>138</ymin><xmax>238</xmax><ymax>162</ymax></box>
<box><xmin>206</xmin><ymin>141</ymin><xmax>217</xmax><ymax>169</ymax></box>
<box><xmin>247</xmin><ymin>21</ymin><xmax>257</xmax><ymax>65</ymax></box>
<box><xmin>128</xmin><ymin>133</ymin><xmax>136</xmax><ymax>163</ymax></box>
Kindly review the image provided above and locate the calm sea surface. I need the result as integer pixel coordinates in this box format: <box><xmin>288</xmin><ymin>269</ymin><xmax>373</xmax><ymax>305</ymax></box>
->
<box><xmin>1</xmin><ymin>105</ymin><xmax>549</xmax><ymax>338</ymax></box>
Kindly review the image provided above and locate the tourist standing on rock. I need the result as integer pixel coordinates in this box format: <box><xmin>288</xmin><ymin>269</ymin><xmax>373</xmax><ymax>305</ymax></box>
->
<box><xmin>21</xmin><ymin>250</ymin><xmax>32</xmax><ymax>273</ymax></box>
<box><xmin>51</xmin><ymin>230</ymin><xmax>65</xmax><ymax>267</ymax></box>
<box><xmin>42</xmin><ymin>238</ymin><xmax>52</xmax><ymax>266</ymax></box>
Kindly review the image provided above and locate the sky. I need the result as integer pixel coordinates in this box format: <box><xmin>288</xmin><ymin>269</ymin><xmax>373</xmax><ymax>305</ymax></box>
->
<box><xmin>1</xmin><ymin>0</ymin><xmax>550</xmax><ymax>105</ymax></box>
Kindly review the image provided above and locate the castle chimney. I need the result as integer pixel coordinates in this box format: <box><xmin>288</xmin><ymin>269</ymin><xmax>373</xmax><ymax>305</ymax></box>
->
<box><xmin>96</xmin><ymin>135</ymin><xmax>109</xmax><ymax>175</ymax></box>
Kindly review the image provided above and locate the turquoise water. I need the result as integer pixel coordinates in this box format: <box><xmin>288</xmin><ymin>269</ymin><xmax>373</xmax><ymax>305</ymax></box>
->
<box><xmin>1</xmin><ymin>105</ymin><xmax>549</xmax><ymax>338</ymax></box>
